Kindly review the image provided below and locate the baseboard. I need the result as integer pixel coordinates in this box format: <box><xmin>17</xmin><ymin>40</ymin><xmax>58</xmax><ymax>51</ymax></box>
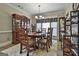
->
<box><xmin>0</xmin><ymin>41</ymin><xmax>12</xmax><ymax>48</ymax></box>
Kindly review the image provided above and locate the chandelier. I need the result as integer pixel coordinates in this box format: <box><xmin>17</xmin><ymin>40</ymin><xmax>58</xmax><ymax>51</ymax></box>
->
<box><xmin>35</xmin><ymin>5</ymin><xmax>44</xmax><ymax>19</ymax></box>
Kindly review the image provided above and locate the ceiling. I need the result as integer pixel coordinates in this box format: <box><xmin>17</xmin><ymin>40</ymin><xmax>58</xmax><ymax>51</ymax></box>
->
<box><xmin>10</xmin><ymin>3</ymin><xmax>66</xmax><ymax>16</ymax></box>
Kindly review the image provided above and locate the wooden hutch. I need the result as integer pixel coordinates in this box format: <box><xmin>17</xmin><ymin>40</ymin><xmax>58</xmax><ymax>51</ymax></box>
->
<box><xmin>63</xmin><ymin>10</ymin><xmax>79</xmax><ymax>56</ymax></box>
<box><xmin>12</xmin><ymin>14</ymin><xmax>30</xmax><ymax>44</ymax></box>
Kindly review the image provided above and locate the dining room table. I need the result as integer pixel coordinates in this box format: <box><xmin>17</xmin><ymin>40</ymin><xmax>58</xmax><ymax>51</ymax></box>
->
<box><xmin>28</xmin><ymin>32</ymin><xmax>43</xmax><ymax>38</ymax></box>
<box><xmin>27</xmin><ymin>32</ymin><xmax>44</xmax><ymax>49</ymax></box>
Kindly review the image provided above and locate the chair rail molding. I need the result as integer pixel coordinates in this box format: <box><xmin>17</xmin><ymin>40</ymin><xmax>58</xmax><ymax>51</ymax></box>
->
<box><xmin>0</xmin><ymin>30</ymin><xmax>12</xmax><ymax>33</ymax></box>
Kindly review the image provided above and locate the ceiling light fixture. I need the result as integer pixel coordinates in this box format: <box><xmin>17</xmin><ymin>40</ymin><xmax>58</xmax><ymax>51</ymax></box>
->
<box><xmin>35</xmin><ymin>5</ymin><xmax>44</xmax><ymax>19</ymax></box>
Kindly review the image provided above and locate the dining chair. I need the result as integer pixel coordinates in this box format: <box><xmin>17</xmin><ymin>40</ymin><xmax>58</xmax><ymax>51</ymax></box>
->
<box><xmin>42</xmin><ymin>28</ymin><xmax>46</xmax><ymax>37</ymax></box>
<box><xmin>38</xmin><ymin>28</ymin><xmax>50</xmax><ymax>52</ymax></box>
<box><xmin>47</xmin><ymin>28</ymin><xmax>53</xmax><ymax>46</ymax></box>
<box><xmin>17</xmin><ymin>28</ymin><xmax>35</xmax><ymax>56</ymax></box>
<box><xmin>38</xmin><ymin>28</ymin><xmax>53</xmax><ymax>52</ymax></box>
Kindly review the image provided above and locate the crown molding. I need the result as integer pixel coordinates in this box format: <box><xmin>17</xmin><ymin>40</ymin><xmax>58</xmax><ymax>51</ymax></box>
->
<box><xmin>5</xmin><ymin>4</ymin><xmax>31</xmax><ymax>18</ymax></box>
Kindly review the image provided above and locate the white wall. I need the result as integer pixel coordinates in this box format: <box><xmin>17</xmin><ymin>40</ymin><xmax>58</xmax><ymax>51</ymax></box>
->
<box><xmin>64</xmin><ymin>3</ymin><xmax>72</xmax><ymax>15</ymax></box>
<box><xmin>0</xmin><ymin>4</ymin><xmax>31</xmax><ymax>47</ymax></box>
<box><xmin>40</xmin><ymin>10</ymin><xmax>65</xmax><ymax>18</ymax></box>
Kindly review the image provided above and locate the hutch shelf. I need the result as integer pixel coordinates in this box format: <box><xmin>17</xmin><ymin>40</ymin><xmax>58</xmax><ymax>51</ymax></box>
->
<box><xmin>12</xmin><ymin>14</ymin><xmax>30</xmax><ymax>44</ymax></box>
<box><xmin>63</xmin><ymin>10</ymin><xmax>79</xmax><ymax>56</ymax></box>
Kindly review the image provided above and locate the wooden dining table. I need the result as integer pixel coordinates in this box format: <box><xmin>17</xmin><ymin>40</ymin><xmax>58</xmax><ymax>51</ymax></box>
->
<box><xmin>28</xmin><ymin>32</ymin><xmax>42</xmax><ymax>38</ymax></box>
<box><xmin>27</xmin><ymin>32</ymin><xmax>43</xmax><ymax>49</ymax></box>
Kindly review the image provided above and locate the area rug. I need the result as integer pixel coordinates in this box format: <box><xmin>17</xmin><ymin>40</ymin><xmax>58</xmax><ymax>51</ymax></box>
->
<box><xmin>1</xmin><ymin>40</ymin><xmax>58</xmax><ymax>56</ymax></box>
<box><xmin>32</xmin><ymin>47</ymin><xmax>57</xmax><ymax>56</ymax></box>
<box><xmin>32</xmin><ymin>40</ymin><xmax>57</xmax><ymax>56</ymax></box>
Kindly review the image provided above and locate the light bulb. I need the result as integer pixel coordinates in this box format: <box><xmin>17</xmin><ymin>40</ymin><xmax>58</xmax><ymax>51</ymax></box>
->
<box><xmin>39</xmin><ymin>15</ymin><xmax>42</xmax><ymax>18</ymax></box>
<box><xmin>42</xmin><ymin>17</ymin><xmax>45</xmax><ymax>19</ymax></box>
<box><xmin>35</xmin><ymin>16</ymin><xmax>38</xmax><ymax>19</ymax></box>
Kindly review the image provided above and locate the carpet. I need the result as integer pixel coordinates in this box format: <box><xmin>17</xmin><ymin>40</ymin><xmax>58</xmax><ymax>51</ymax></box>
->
<box><xmin>1</xmin><ymin>40</ymin><xmax>58</xmax><ymax>56</ymax></box>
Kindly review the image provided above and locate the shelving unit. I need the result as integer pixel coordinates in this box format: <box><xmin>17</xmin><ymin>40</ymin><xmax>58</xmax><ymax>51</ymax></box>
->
<box><xmin>70</xmin><ymin>10</ymin><xmax>79</xmax><ymax>56</ymax></box>
<box><xmin>63</xmin><ymin>10</ymin><xmax>79</xmax><ymax>56</ymax></box>
<box><xmin>63</xmin><ymin>12</ymin><xmax>71</xmax><ymax>55</ymax></box>
<box><xmin>12</xmin><ymin>14</ymin><xmax>30</xmax><ymax>44</ymax></box>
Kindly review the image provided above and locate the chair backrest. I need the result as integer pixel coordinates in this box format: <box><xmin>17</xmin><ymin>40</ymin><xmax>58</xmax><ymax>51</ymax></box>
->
<box><xmin>42</xmin><ymin>28</ymin><xmax>46</xmax><ymax>38</ymax></box>
<box><xmin>17</xmin><ymin>28</ymin><xmax>34</xmax><ymax>46</ymax></box>
<box><xmin>47</xmin><ymin>28</ymin><xmax>53</xmax><ymax>40</ymax></box>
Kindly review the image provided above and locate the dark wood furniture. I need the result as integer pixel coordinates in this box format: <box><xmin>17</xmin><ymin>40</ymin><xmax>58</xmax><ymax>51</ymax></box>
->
<box><xmin>17</xmin><ymin>28</ymin><xmax>35</xmax><ymax>56</ymax></box>
<box><xmin>28</xmin><ymin>32</ymin><xmax>42</xmax><ymax>38</ymax></box>
<box><xmin>48</xmin><ymin>28</ymin><xmax>53</xmax><ymax>46</ymax></box>
<box><xmin>28</xmin><ymin>32</ymin><xmax>42</xmax><ymax>48</ymax></box>
<box><xmin>63</xmin><ymin>11</ymin><xmax>72</xmax><ymax>56</ymax></box>
<box><xmin>38</xmin><ymin>28</ymin><xmax>53</xmax><ymax>52</ymax></box>
<box><xmin>63</xmin><ymin>10</ymin><xmax>79</xmax><ymax>56</ymax></box>
<box><xmin>42</xmin><ymin>28</ymin><xmax>46</xmax><ymax>38</ymax></box>
<box><xmin>12</xmin><ymin>14</ymin><xmax>30</xmax><ymax>44</ymax></box>
<box><xmin>70</xmin><ymin>10</ymin><xmax>79</xmax><ymax>56</ymax></box>
<box><xmin>72</xmin><ymin>3</ymin><xmax>79</xmax><ymax>11</ymax></box>
<box><xmin>38</xmin><ymin>38</ymin><xmax>49</xmax><ymax>52</ymax></box>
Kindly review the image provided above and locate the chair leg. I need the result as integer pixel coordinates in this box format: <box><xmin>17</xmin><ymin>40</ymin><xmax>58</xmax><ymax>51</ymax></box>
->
<box><xmin>26</xmin><ymin>46</ymin><xmax>30</xmax><ymax>56</ymax></box>
<box><xmin>49</xmin><ymin>45</ymin><xmax>50</xmax><ymax>48</ymax></box>
<box><xmin>27</xmin><ymin>49</ymin><xmax>29</xmax><ymax>56</ymax></box>
<box><xmin>37</xmin><ymin>43</ymin><xmax>39</xmax><ymax>49</ymax></box>
<box><xmin>20</xmin><ymin>43</ymin><xmax>22</xmax><ymax>54</ymax></box>
<box><xmin>27</xmin><ymin>51</ymin><xmax>29</xmax><ymax>56</ymax></box>
<box><xmin>46</xmin><ymin>43</ymin><xmax>48</xmax><ymax>52</ymax></box>
<box><xmin>48</xmin><ymin>42</ymin><xmax>50</xmax><ymax>48</ymax></box>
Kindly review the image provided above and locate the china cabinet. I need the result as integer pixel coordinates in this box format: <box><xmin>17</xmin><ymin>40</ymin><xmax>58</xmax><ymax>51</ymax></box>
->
<box><xmin>63</xmin><ymin>11</ymin><xmax>72</xmax><ymax>56</ymax></box>
<box><xmin>12</xmin><ymin>14</ymin><xmax>30</xmax><ymax>44</ymax></box>
<box><xmin>63</xmin><ymin>10</ymin><xmax>79</xmax><ymax>56</ymax></box>
<box><xmin>70</xmin><ymin>10</ymin><xmax>79</xmax><ymax>56</ymax></box>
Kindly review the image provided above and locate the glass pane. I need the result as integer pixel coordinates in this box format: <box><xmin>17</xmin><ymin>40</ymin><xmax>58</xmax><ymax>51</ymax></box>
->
<box><xmin>51</xmin><ymin>22</ymin><xmax>57</xmax><ymax>27</ymax></box>
<box><xmin>72</xmin><ymin>24</ymin><xmax>78</xmax><ymax>35</ymax></box>
<box><xmin>71</xmin><ymin>49</ymin><xmax>78</xmax><ymax>56</ymax></box>
<box><xmin>36</xmin><ymin>23</ymin><xmax>41</xmax><ymax>32</ymax></box>
<box><xmin>71</xmin><ymin>37</ymin><xmax>78</xmax><ymax>44</ymax></box>
<box><xmin>71</xmin><ymin>12</ymin><xmax>78</xmax><ymax>16</ymax></box>
<box><xmin>53</xmin><ymin>28</ymin><xmax>57</xmax><ymax>36</ymax></box>
<box><xmin>72</xmin><ymin>17</ymin><xmax>78</xmax><ymax>23</ymax></box>
<box><xmin>51</xmin><ymin>22</ymin><xmax>57</xmax><ymax>36</ymax></box>
<box><xmin>42</xmin><ymin>23</ymin><xmax>50</xmax><ymax>32</ymax></box>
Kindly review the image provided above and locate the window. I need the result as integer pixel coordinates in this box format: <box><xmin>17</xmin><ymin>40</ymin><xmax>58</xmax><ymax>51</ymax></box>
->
<box><xmin>42</xmin><ymin>22</ymin><xmax>50</xmax><ymax>33</ymax></box>
<box><xmin>36</xmin><ymin>23</ymin><xmax>42</xmax><ymax>32</ymax></box>
<box><xmin>51</xmin><ymin>22</ymin><xmax>57</xmax><ymax>36</ymax></box>
<box><xmin>36</xmin><ymin>18</ymin><xmax>57</xmax><ymax>37</ymax></box>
